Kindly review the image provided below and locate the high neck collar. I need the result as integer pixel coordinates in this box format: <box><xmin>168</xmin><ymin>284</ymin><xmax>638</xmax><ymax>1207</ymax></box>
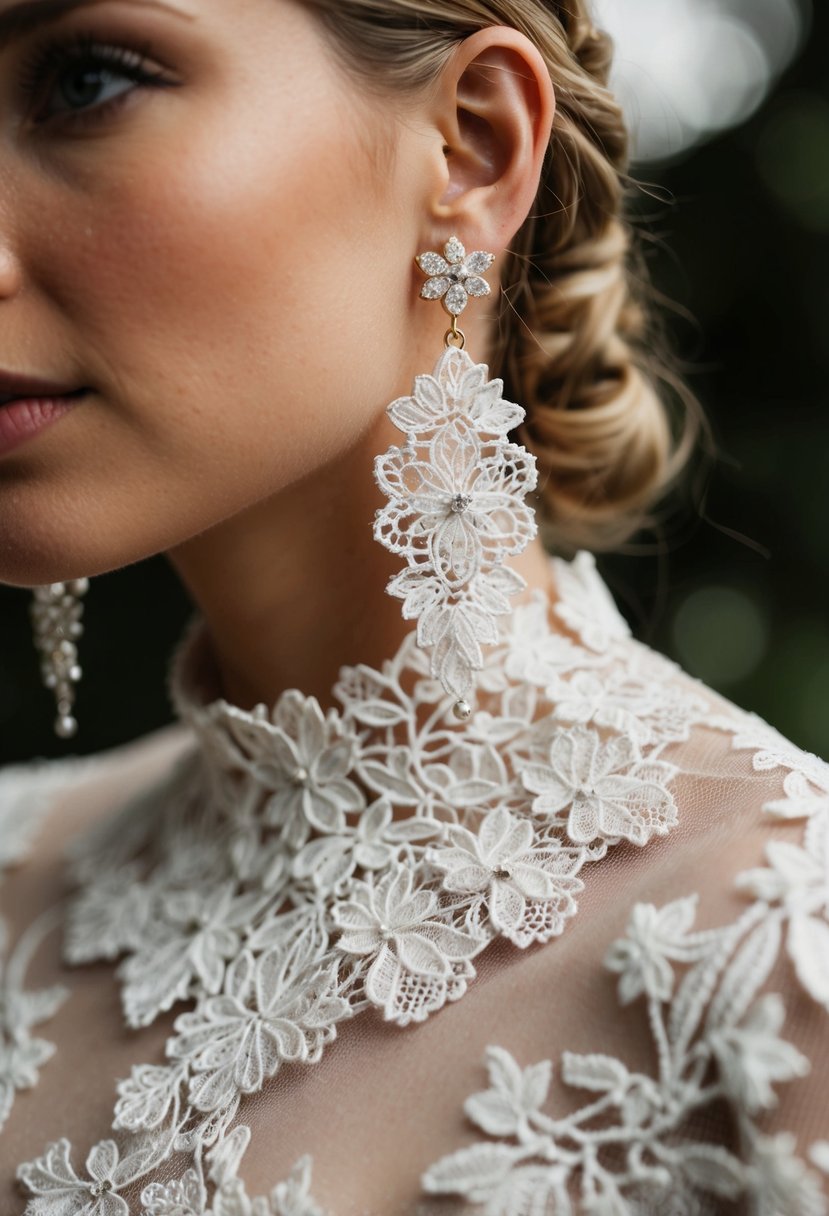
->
<box><xmin>166</xmin><ymin>548</ymin><xmax>632</xmax><ymax>746</ymax></box>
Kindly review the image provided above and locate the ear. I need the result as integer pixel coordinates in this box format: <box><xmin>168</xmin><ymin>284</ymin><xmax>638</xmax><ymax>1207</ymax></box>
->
<box><xmin>424</xmin><ymin>26</ymin><xmax>556</xmax><ymax>252</ymax></box>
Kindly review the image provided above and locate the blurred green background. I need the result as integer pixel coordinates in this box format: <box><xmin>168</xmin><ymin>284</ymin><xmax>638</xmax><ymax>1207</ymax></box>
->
<box><xmin>1</xmin><ymin>1</ymin><xmax>826</xmax><ymax>767</ymax></box>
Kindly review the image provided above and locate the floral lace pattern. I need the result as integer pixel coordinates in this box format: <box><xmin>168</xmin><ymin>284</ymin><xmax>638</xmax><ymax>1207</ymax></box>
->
<box><xmin>4</xmin><ymin>549</ymin><xmax>828</xmax><ymax>1214</ymax></box>
<box><xmin>420</xmin><ymin>692</ymin><xmax>829</xmax><ymax>1213</ymax></box>
<box><xmin>0</xmin><ymin>754</ymin><xmax>107</xmax><ymax>1135</ymax></box>
<box><xmin>372</xmin><ymin>343</ymin><xmax>539</xmax><ymax>702</ymax></box>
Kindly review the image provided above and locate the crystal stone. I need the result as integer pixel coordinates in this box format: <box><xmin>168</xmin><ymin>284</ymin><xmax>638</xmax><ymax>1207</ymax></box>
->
<box><xmin>444</xmin><ymin>236</ymin><xmax>466</xmax><ymax>264</ymax></box>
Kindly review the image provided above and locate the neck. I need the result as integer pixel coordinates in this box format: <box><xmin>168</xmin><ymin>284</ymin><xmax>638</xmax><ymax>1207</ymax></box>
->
<box><xmin>166</xmin><ymin>342</ymin><xmax>558</xmax><ymax>715</ymax></box>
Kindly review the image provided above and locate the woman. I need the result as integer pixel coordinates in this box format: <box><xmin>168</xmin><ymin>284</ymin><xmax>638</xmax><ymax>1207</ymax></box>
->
<box><xmin>0</xmin><ymin>0</ymin><xmax>827</xmax><ymax>1212</ymax></box>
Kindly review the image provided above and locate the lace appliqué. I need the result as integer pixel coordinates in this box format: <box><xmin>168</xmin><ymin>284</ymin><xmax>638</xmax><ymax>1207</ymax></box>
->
<box><xmin>0</xmin><ymin>756</ymin><xmax>101</xmax><ymax>1134</ymax></box>
<box><xmin>12</xmin><ymin>550</ymin><xmax>829</xmax><ymax>1214</ymax></box>
<box><xmin>372</xmin><ymin>343</ymin><xmax>538</xmax><ymax>702</ymax></box>
<box><xmin>422</xmin><ymin>718</ymin><xmax>829</xmax><ymax>1214</ymax></box>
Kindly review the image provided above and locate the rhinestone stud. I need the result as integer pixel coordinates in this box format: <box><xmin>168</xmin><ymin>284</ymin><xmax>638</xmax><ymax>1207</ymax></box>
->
<box><xmin>415</xmin><ymin>236</ymin><xmax>495</xmax><ymax>318</ymax></box>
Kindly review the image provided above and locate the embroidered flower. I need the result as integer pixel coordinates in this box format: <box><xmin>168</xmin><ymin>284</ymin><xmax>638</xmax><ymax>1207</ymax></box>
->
<box><xmin>736</xmin><ymin>814</ymin><xmax>829</xmax><ymax>1011</ymax></box>
<box><xmin>415</xmin><ymin>236</ymin><xmax>493</xmax><ymax>317</ymax></box>
<box><xmin>603</xmin><ymin>894</ymin><xmax>703</xmax><ymax>1004</ymax></box>
<box><xmin>0</xmin><ymin>927</ymin><xmax>68</xmax><ymax>1132</ymax></box>
<box><xmin>708</xmin><ymin>992</ymin><xmax>810</xmax><ymax>1115</ymax></box>
<box><xmin>549</xmin><ymin>549</ymin><xmax>632</xmax><ymax>654</ymax></box>
<box><xmin>422</xmin><ymin>738</ymin><xmax>508</xmax><ymax>808</ymax></box>
<box><xmin>0</xmin><ymin>1034</ymin><xmax>57</xmax><ymax>1131</ymax></box>
<box><xmin>736</xmin><ymin>836</ymin><xmax>828</xmax><ymax>912</ymax></box>
<box><xmin>291</xmin><ymin>798</ymin><xmax>442</xmax><ymax>894</ymax></box>
<box><xmin>10</xmin><ymin>544</ymin><xmax>829</xmax><ymax>1216</ymax></box>
<box><xmin>17</xmin><ymin>1138</ymin><xmax>131</xmax><ymax>1216</ymax></box>
<box><xmin>114</xmin><ymin>1062</ymin><xmax>187</xmax><ymax>1133</ymax></box>
<box><xmin>212</xmin><ymin>692</ymin><xmax>365</xmax><ymax>848</ymax></box>
<box><xmin>141</xmin><ymin>1168</ymin><xmax>203</xmax><ymax>1215</ymax></box>
<box><xmin>374</xmin><ymin>424</ymin><xmax>537</xmax><ymax>592</ymax></box>
<box><xmin>749</xmin><ymin>1132</ymin><xmax>828</xmax><ymax>1216</ymax></box>
<box><xmin>426</xmin><ymin>806</ymin><xmax>584</xmax><ymax>945</ymax></box>
<box><xmin>463</xmin><ymin>1044</ymin><xmax>553</xmax><ymax>1140</ymax></box>
<box><xmin>520</xmin><ymin>725</ymin><xmax>679</xmax><ymax>847</ymax></box>
<box><xmin>331</xmin><ymin>864</ymin><xmax>482</xmax><ymax>1024</ymax></box>
<box><xmin>118</xmin><ymin>882</ymin><xmax>266</xmax><ymax>1029</ymax></box>
<box><xmin>762</xmin><ymin>766</ymin><xmax>829</xmax><ymax>821</ymax></box>
<box><xmin>168</xmin><ymin>944</ymin><xmax>350</xmax><ymax>1113</ymax></box>
<box><xmin>385</xmin><ymin>346</ymin><xmax>522</xmax><ymax>437</ymax></box>
<box><xmin>496</xmin><ymin>596</ymin><xmax>596</xmax><ymax>689</ymax></box>
<box><xmin>267</xmin><ymin>1154</ymin><xmax>328</xmax><ymax>1216</ymax></box>
<box><xmin>549</xmin><ymin>663</ymin><xmax>708</xmax><ymax>751</ymax></box>
<box><xmin>63</xmin><ymin>864</ymin><xmax>153</xmax><ymax>965</ymax></box>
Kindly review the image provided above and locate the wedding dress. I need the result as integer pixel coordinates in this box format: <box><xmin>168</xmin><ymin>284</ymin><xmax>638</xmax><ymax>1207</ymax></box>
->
<box><xmin>1</xmin><ymin>548</ymin><xmax>828</xmax><ymax>1216</ymax></box>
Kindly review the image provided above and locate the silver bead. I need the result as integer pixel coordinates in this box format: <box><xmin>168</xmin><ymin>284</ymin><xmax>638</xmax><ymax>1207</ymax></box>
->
<box><xmin>453</xmin><ymin>698</ymin><xmax>472</xmax><ymax>720</ymax></box>
<box><xmin>55</xmin><ymin>714</ymin><xmax>78</xmax><ymax>739</ymax></box>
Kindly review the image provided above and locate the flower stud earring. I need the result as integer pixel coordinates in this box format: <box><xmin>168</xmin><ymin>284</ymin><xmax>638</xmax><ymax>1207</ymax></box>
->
<box><xmin>372</xmin><ymin>235</ymin><xmax>539</xmax><ymax>721</ymax></box>
<box><xmin>417</xmin><ymin>234</ymin><xmax>494</xmax><ymax>318</ymax></box>
<box><xmin>30</xmin><ymin>578</ymin><xmax>89</xmax><ymax>739</ymax></box>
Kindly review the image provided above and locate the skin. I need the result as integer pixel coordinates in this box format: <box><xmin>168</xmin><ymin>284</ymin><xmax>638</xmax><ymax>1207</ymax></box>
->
<box><xmin>0</xmin><ymin>0</ymin><xmax>557</xmax><ymax>713</ymax></box>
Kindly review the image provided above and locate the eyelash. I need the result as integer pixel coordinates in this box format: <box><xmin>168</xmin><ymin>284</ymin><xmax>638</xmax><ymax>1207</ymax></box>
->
<box><xmin>18</xmin><ymin>30</ymin><xmax>171</xmax><ymax>129</ymax></box>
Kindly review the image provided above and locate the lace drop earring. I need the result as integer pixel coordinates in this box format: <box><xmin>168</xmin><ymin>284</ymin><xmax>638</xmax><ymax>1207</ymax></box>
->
<box><xmin>30</xmin><ymin>578</ymin><xmax>89</xmax><ymax>739</ymax></box>
<box><xmin>372</xmin><ymin>235</ymin><xmax>539</xmax><ymax>721</ymax></box>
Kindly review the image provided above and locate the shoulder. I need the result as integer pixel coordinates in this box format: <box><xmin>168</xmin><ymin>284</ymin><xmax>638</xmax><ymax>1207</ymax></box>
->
<box><xmin>0</xmin><ymin>721</ymin><xmax>196</xmax><ymax>869</ymax></box>
<box><xmin>475</xmin><ymin>616</ymin><xmax>829</xmax><ymax>1202</ymax></box>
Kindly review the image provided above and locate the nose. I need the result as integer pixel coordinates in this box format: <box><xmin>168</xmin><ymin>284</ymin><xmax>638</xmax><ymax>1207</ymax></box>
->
<box><xmin>0</xmin><ymin>243</ymin><xmax>21</xmax><ymax>298</ymax></box>
<box><xmin>0</xmin><ymin>218</ymin><xmax>22</xmax><ymax>296</ymax></box>
<box><xmin>0</xmin><ymin>183</ymin><xmax>23</xmax><ymax>299</ymax></box>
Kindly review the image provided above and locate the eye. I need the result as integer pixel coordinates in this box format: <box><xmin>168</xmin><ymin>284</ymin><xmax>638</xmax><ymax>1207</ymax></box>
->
<box><xmin>18</xmin><ymin>31</ymin><xmax>173</xmax><ymax>128</ymax></box>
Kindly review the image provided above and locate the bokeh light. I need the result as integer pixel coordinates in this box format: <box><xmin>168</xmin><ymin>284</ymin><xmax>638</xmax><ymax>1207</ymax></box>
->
<box><xmin>755</xmin><ymin>90</ymin><xmax>829</xmax><ymax>232</ymax></box>
<box><xmin>671</xmin><ymin>585</ymin><xmax>772</xmax><ymax>687</ymax></box>
<box><xmin>593</xmin><ymin>0</ymin><xmax>812</xmax><ymax>162</ymax></box>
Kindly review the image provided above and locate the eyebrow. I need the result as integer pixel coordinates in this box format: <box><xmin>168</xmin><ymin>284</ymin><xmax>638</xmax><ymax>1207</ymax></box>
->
<box><xmin>0</xmin><ymin>0</ymin><xmax>194</xmax><ymax>49</ymax></box>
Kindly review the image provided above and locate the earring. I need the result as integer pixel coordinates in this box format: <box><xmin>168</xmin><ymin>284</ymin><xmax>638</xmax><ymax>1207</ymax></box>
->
<box><xmin>372</xmin><ymin>235</ymin><xmax>539</xmax><ymax>721</ymax></box>
<box><xmin>30</xmin><ymin>578</ymin><xmax>89</xmax><ymax>739</ymax></box>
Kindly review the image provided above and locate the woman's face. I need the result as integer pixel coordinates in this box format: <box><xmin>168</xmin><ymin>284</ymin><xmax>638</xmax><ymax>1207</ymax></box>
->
<box><xmin>0</xmin><ymin>0</ymin><xmax>437</xmax><ymax>584</ymax></box>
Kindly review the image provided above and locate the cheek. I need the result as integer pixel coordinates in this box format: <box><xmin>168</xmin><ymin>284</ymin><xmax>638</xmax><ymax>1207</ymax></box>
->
<box><xmin>76</xmin><ymin>91</ymin><xmax>395</xmax><ymax>481</ymax></box>
<box><xmin>0</xmin><ymin>42</ymin><xmax>415</xmax><ymax>583</ymax></box>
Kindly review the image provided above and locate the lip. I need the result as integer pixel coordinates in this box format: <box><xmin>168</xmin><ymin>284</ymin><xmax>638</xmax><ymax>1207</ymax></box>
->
<box><xmin>0</xmin><ymin>389</ymin><xmax>89</xmax><ymax>457</ymax></box>
<box><xmin>0</xmin><ymin>370</ymin><xmax>85</xmax><ymax>400</ymax></box>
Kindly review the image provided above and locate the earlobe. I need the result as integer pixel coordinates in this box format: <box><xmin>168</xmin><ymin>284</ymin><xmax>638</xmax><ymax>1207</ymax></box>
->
<box><xmin>430</xmin><ymin>28</ymin><xmax>555</xmax><ymax>249</ymax></box>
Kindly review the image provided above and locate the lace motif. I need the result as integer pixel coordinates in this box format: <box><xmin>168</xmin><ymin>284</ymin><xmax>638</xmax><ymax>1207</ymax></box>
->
<box><xmin>372</xmin><ymin>343</ymin><xmax>538</xmax><ymax>702</ymax></box>
<box><xmin>0</xmin><ymin>755</ymin><xmax>107</xmax><ymax>1135</ymax></box>
<box><xmin>422</xmin><ymin>737</ymin><xmax>829</xmax><ymax>1213</ymax></box>
<box><xmin>8</xmin><ymin>550</ymin><xmax>829</xmax><ymax>1214</ymax></box>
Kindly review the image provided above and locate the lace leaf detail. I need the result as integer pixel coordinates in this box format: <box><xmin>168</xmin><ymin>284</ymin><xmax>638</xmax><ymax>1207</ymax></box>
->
<box><xmin>704</xmin><ymin>913</ymin><xmax>784</xmax><ymax>1033</ymax></box>
<box><xmin>463</xmin><ymin>1045</ymin><xmax>552</xmax><ymax>1138</ymax></box>
<box><xmin>373</xmin><ymin>345</ymin><xmax>538</xmax><ymax>701</ymax></box>
<box><xmin>421</xmin><ymin>1141</ymin><xmax>537</xmax><ymax>1195</ymax></box>
<box><xmin>559</xmin><ymin>1051</ymin><xmax>629</xmax><ymax>1093</ymax></box>
<box><xmin>789</xmin><ymin>914</ymin><xmax>829</xmax><ymax>1009</ymax></box>
<box><xmin>13</xmin><ymin>549</ymin><xmax>829</xmax><ymax>1215</ymax></box>
<box><xmin>674</xmin><ymin>1143</ymin><xmax>746</xmax><ymax>1197</ymax></box>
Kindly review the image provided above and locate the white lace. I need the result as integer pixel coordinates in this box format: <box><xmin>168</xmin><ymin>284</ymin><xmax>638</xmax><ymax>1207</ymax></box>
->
<box><xmin>3</xmin><ymin>549</ymin><xmax>828</xmax><ymax>1215</ymax></box>
<box><xmin>372</xmin><ymin>341</ymin><xmax>539</xmax><ymax>703</ymax></box>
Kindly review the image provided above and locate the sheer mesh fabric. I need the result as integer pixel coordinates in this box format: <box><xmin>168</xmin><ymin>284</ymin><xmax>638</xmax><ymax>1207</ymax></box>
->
<box><xmin>1</xmin><ymin>593</ymin><xmax>827</xmax><ymax>1214</ymax></box>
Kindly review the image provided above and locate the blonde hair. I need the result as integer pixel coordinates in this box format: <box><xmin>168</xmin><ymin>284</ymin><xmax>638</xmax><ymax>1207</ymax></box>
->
<box><xmin>301</xmin><ymin>0</ymin><xmax>712</xmax><ymax>556</ymax></box>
